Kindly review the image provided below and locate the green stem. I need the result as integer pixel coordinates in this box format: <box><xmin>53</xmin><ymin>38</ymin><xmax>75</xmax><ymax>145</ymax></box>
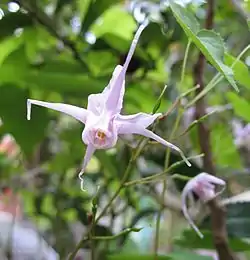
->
<box><xmin>92</xmin><ymin>228</ymin><xmax>141</xmax><ymax>241</ymax></box>
<box><xmin>177</xmin><ymin>110</ymin><xmax>215</xmax><ymax>138</ymax></box>
<box><xmin>181</xmin><ymin>40</ymin><xmax>192</xmax><ymax>84</ymax></box>
<box><xmin>153</xmin><ymin>109</ymin><xmax>183</xmax><ymax>259</ymax></box>
<box><xmin>90</xmin><ymin>208</ymin><xmax>97</xmax><ymax>260</ymax></box>
<box><xmin>124</xmin><ymin>154</ymin><xmax>202</xmax><ymax>187</ymax></box>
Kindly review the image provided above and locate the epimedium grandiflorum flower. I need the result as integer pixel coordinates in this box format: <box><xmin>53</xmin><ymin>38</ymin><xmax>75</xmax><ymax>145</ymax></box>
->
<box><xmin>181</xmin><ymin>172</ymin><xmax>226</xmax><ymax>238</ymax></box>
<box><xmin>27</xmin><ymin>20</ymin><xmax>191</xmax><ymax>191</ymax></box>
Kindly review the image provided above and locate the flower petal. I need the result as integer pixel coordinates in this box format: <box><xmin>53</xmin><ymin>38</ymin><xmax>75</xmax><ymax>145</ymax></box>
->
<box><xmin>118</xmin><ymin>123</ymin><xmax>191</xmax><ymax>167</ymax></box>
<box><xmin>117</xmin><ymin>112</ymin><xmax>161</xmax><ymax>128</ymax></box>
<box><xmin>123</xmin><ymin>20</ymin><xmax>149</xmax><ymax>72</ymax></box>
<box><xmin>105</xmin><ymin>20</ymin><xmax>149</xmax><ymax>115</ymax></box>
<box><xmin>27</xmin><ymin>99</ymin><xmax>89</xmax><ymax>123</ymax></box>
<box><xmin>87</xmin><ymin>93</ymin><xmax>107</xmax><ymax>116</ymax></box>
<box><xmin>78</xmin><ymin>144</ymin><xmax>96</xmax><ymax>191</ymax></box>
<box><xmin>87</xmin><ymin>65</ymin><xmax>124</xmax><ymax>116</ymax></box>
<box><xmin>181</xmin><ymin>177</ymin><xmax>204</xmax><ymax>238</ymax></box>
<box><xmin>198</xmin><ymin>173</ymin><xmax>226</xmax><ymax>187</ymax></box>
<box><xmin>196</xmin><ymin>173</ymin><xmax>226</xmax><ymax>199</ymax></box>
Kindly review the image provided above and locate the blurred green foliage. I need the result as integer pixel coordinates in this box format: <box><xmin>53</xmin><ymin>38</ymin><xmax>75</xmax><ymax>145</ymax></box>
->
<box><xmin>0</xmin><ymin>0</ymin><xmax>250</xmax><ymax>259</ymax></box>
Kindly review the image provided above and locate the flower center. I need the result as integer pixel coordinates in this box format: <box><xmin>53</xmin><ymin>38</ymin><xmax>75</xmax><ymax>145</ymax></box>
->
<box><xmin>92</xmin><ymin>130</ymin><xmax>107</xmax><ymax>148</ymax></box>
<box><xmin>96</xmin><ymin>131</ymin><xmax>106</xmax><ymax>140</ymax></box>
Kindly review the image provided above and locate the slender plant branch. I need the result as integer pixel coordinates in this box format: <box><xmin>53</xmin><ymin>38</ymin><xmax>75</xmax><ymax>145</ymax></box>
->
<box><xmin>193</xmin><ymin>1</ymin><xmax>238</xmax><ymax>259</ymax></box>
<box><xmin>92</xmin><ymin>228</ymin><xmax>142</xmax><ymax>241</ymax></box>
<box><xmin>124</xmin><ymin>156</ymin><xmax>202</xmax><ymax>188</ymax></box>
<box><xmin>154</xmin><ymin>107</ymin><xmax>183</xmax><ymax>258</ymax></box>
<box><xmin>90</xmin><ymin>204</ymin><xmax>97</xmax><ymax>260</ymax></box>
<box><xmin>181</xmin><ymin>40</ymin><xmax>192</xmax><ymax>84</ymax></box>
<box><xmin>160</xmin><ymin>84</ymin><xmax>200</xmax><ymax>120</ymax></box>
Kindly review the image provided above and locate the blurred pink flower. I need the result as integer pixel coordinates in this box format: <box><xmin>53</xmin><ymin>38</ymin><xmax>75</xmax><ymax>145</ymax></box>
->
<box><xmin>182</xmin><ymin>173</ymin><xmax>226</xmax><ymax>238</ymax></box>
<box><xmin>0</xmin><ymin>134</ymin><xmax>19</xmax><ymax>158</ymax></box>
<box><xmin>232</xmin><ymin>120</ymin><xmax>250</xmax><ymax>149</ymax></box>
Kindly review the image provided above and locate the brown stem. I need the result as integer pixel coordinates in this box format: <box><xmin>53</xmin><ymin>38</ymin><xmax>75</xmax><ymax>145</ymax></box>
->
<box><xmin>193</xmin><ymin>1</ymin><xmax>237</xmax><ymax>260</ymax></box>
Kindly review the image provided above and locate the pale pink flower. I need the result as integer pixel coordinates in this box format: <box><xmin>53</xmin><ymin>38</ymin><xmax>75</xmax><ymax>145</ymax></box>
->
<box><xmin>182</xmin><ymin>172</ymin><xmax>225</xmax><ymax>238</ymax></box>
<box><xmin>0</xmin><ymin>134</ymin><xmax>19</xmax><ymax>158</ymax></box>
<box><xmin>27</xmin><ymin>20</ymin><xmax>191</xmax><ymax>190</ymax></box>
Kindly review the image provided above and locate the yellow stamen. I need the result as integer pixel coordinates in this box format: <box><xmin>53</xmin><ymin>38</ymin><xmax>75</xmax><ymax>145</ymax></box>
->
<box><xmin>97</xmin><ymin>131</ymin><xmax>106</xmax><ymax>140</ymax></box>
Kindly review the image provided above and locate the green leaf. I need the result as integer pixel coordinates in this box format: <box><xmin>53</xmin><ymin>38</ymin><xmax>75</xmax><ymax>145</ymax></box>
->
<box><xmin>80</xmin><ymin>0</ymin><xmax>119</xmax><ymax>34</ymax></box>
<box><xmin>226</xmin><ymin>202</ymin><xmax>250</xmax><ymax>238</ymax></box>
<box><xmin>169</xmin><ymin>2</ymin><xmax>238</xmax><ymax>92</ymax></box>
<box><xmin>90</xmin><ymin>5</ymin><xmax>136</xmax><ymax>40</ymax></box>
<box><xmin>77</xmin><ymin>0</ymin><xmax>92</xmax><ymax>21</ymax></box>
<box><xmin>86</xmin><ymin>51</ymin><xmax>117</xmax><ymax>76</ymax></box>
<box><xmin>23</xmin><ymin>27</ymin><xmax>40</xmax><ymax>62</ymax></box>
<box><xmin>0</xmin><ymin>65</ymin><xmax>104</xmax><ymax>95</ymax></box>
<box><xmin>0</xmin><ymin>36</ymin><xmax>23</xmax><ymax>67</ymax></box>
<box><xmin>0</xmin><ymin>47</ymin><xmax>105</xmax><ymax>95</ymax></box>
<box><xmin>224</xmin><ymin>53</ymin><xmax>250</xmax><ymax>90</ymax></box>
<box><xmin>152</xmin><ymin>85</ymin><xmax>168</xmax><ymax>114</ymax></box>
<box><xmin>42</xmin><ymin>194</ymin><xmax>56</xmax><ymax>217</ymax></box>
<box><xmin>227</xmin><ymin>92</ymin><xmax>250</xmax><ymax>121</ymax></box>
<box><xmin>0</xmin><ymin>85</ymin><xmax>49</xmax><ymax>156</ymax></box>
<box><xmin>175</xmin><ymin>229</ymin><xmax>250</xmax><ymax>252</ymax></box>
<box><xmin>211</xmin><ymin>123</ymin><xmax>242</xmax><ymax>169</ymax></box>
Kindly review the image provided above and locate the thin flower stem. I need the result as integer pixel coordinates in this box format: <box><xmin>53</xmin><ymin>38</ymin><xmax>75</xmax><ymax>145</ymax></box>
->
<box><xmin>92</xmin><ymin>228</ymin><xmax>141</xmax><ymax>241</ymax></box>
<box><xmin>181</xmin><ymin>40</ymin><xmax>192</xmax><ymax>84</ymax></box>
<box><xmin>160</xmin><ymin>84</ymin><xmax>199</xmax><ymax>120</ymax></box>
<box><xmin>124</xmin><ymin>154</ymin><xmax>202</xmax><ymax>187</ymax></box>
<box><xmin>90</xmin><ymin>209</ymin><xmax>97</xmax><ymax>260</ymax></box>
<box><xmin>177</xmin><ymin>110</ymin><xmax>215</xmax><ymax>138</ymax></box>
<box><xmin>154</xmin><ymin>108</ymin><xmax>183</xmax><ymax>258</ymax></box>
